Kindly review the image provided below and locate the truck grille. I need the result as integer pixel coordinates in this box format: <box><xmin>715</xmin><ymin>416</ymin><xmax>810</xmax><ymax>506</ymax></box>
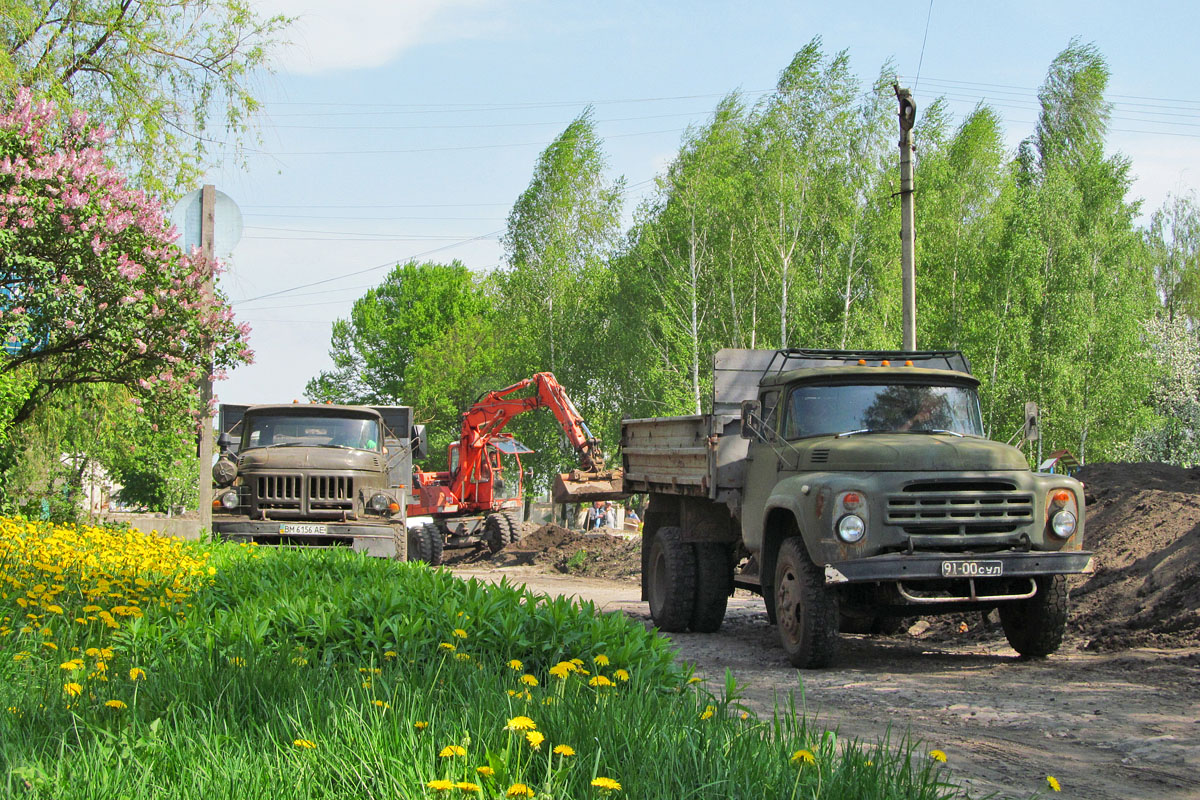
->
<box><xmin>310</xmin><ymin>476</ymin><xmax>354</xmax><ymax>511</ymax></box>
<box><xmin>256</xmin><ymin>475</ymin><xmax>302</xmax><ymax>510</ymax></box>
<box><xmin>886</xmin><ymin>481</ymin><xmax>1034</xmax><ymax>534</ymax></box>
<box><xmin>251</xmin><ymin>474</ymin><xmax>355</xmax><ymax>516</ymax></box>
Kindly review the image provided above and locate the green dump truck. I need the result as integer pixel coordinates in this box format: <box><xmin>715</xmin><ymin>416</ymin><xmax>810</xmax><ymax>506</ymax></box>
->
<box><xmin>210</xmin><ymin>403</ymin><xmax>427</xmax><ymax>559</ymax></box>
<box><xmin>621</xmin><ymin>349</ymin><xmax>1093</xmax><ymax>667</ymax></box>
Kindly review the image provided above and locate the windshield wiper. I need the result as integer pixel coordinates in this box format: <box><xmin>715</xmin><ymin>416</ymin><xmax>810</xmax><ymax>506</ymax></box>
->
<box><xmin>835</xmin><ymin>429</ymin><xmax>886</xmax><ymax>438</ymax></box>
<box><xmin>910</xmin><ymin>428</ymin><xmax>965</xmax><ymax>438</ymax></box>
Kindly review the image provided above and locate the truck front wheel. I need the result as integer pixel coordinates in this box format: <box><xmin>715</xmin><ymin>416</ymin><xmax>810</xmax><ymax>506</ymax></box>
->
<box><xmin>774</xmin><ymin>537</ymin><xmax>839</xmax><ymax>668</ymax></box>
<box><xmin>647</xmin><ymin>527</ymin><xmax>696</xmax><ymax>632</ymax></box>
<box><xmin>999</xmin><ymin>575</ymin><xmax>1068</xmax><ymax>657</ymax></box>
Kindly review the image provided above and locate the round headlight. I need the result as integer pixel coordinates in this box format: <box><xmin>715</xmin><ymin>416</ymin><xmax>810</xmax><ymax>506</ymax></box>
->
<box><xmin>836</xmin><ymin>514</ymin><xmax>866</xmax><ymax>543</ymax></box>
<box><xmin>220</xmin><ymin>490</ymin><xmax>239</xmax><ymax>511</ymax></box>
<box><xmin>368</xmin><ymin>493</ymin><xmax>391</xmax><ymax>513</ymax></box>
<box><xmin>1051</xmin><ymin>510</ymin><xmax>1077</xmax><ymax>538</ymax></box>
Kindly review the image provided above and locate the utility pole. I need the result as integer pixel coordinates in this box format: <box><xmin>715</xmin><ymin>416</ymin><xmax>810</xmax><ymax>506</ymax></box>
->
<box><xmin>894</xmin><ymin>84</ymin><xmax>917</xmax><ymax>351</ymax></box>
<box><xmin>198</xmin><ymin>184</ymin><xmax>215</xmax><ymax>534</ymax></box>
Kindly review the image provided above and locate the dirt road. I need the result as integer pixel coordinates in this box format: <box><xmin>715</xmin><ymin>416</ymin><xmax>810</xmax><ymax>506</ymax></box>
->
<box><xmin>452</xmin><ymin>565</ymin><xmax>1200</xmax><ymax>800</ymax></box>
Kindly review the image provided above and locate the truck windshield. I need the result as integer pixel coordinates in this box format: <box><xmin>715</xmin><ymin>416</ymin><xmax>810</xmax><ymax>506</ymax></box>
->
<box><xmin>240</xmin><ymin>415</ymin><xmax>381</xmax><ymax>452</ymax></box>
<box><xmin>783</xmin><ymin>383</ymin><xmax>984</xmax><ymax>439</ymax></box>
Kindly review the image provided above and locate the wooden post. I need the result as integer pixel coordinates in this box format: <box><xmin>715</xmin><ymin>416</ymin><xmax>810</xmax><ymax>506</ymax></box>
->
<box><xmin>198</xmin><ymin>185</ymin><xmax>215</xmax><ymax>533</ymax></box>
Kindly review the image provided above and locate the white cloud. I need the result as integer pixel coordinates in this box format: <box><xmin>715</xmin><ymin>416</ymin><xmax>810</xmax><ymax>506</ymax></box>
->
<box><xmin>253</xmin><ymin>0</ymin><xmax>507</xmax><ymax>74</ymax></box>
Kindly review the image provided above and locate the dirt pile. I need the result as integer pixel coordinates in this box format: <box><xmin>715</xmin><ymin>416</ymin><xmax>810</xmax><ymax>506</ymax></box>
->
<box><xmin>441</xmin><ymin>522</ymin><xmax>641</xmax><ymax>581</ymax></box>
<box><xmin>1069</xmin><ymin>462</ymin><xmax>1200</xmax><ymax>649</ymax></box>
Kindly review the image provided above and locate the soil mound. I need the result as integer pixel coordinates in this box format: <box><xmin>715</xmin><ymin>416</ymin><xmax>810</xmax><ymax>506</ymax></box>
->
<box><xmin>444</xmin><ymin>522</ymin><xmax>641</xmax><ymax>581</ymax></box>
<box><xmin>1069</xmin><ymin>462</ymin><xmax>1200</xmax><ymax>649</ymax></box>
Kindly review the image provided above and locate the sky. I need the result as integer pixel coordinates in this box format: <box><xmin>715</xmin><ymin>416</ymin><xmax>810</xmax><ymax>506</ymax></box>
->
<box><xmin>206</xmin><ymin>0</ymin><xmax>1200</xmax><ymax>405</ymax></box>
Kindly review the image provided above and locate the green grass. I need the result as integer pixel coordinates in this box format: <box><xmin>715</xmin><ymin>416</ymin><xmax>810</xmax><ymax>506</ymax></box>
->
<box><xmin>1</xmin><ymin>542</ymin><xmax>966</xmax><ymax>799</ymax></box>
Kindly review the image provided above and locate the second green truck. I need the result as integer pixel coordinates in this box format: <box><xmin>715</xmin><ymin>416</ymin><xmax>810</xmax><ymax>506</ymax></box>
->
<box><xmin>621</xmin><ymin>349</ymin><xmax>1093</xmax><ymax>668</ymax></box>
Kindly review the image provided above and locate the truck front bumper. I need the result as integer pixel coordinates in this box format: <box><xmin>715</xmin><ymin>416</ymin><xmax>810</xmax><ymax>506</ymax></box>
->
<box><xmin>824</xmin><ymin>550</ymin><xmax>1094</xmax><ymax>584</ymax></box>
<box><xmin>213</xmin><ymin>520</ymin><xmax>402</xmax><ymax>558</ymax></box>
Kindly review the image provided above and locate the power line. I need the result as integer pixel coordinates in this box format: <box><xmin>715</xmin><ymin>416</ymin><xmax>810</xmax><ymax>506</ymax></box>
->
<box><xmin>914</xmin><ymin>0</ymin><xmax>934</xmax><ymax>92</ymax></box>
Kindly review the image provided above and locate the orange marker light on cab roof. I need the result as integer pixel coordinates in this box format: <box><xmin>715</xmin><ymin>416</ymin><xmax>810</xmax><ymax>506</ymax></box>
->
<box><xmin>858</xmin><ymin>359</ymin><xmax>867</xmax><ymax>366</ymax></box>
<box><xmin>881</xmin><ymin>360</ymin><xmax>891</xmax><ymax>366</ymax></box>
<box><xmin>905</xmin><ymin>360</ymin><xmax>914</xmax><ymax>366</ymax></box>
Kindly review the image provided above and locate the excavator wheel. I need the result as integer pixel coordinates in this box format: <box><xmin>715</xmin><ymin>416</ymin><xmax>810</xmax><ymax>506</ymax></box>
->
<box><xmin>502</xmin><ymin>511</ymin><xmax>523</xmax><ymax>545</ymax></box>
<box><xmin>407</xmin><ymin>524</ymin><xmax>433</xmax><ymax>564</ymax></box>
<box><xmin>423</xmin><ymin>521</ymin><xmax>445</xmax><ymax>566</ymax></box>
<box><xmin>484</xmin><ymin>513</ymin><xmax>509</xmax><ymax>554</ymax></box>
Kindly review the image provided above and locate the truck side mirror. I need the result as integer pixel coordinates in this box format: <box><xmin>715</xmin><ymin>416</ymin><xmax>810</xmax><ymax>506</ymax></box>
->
<box><xmin>411</xmin><ymin>424</ymin><xmax>428</xmax><ymax>459</ymax></box>
<box><xmin>740</xmin><ymin>400</ymin><xmax>762</xmax><ymax>440</ymax></box>
<box><xmin>217</xmin><ymin>431</ymin><xmax>233</xmax><ymax>454</ymax></box>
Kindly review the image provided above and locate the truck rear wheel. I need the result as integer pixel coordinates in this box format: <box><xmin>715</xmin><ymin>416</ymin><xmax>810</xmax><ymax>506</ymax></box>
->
<box><xmin>691</xmin><ymin>542</ymin><xmax>732</xmax><ymax>633</ymax></box>
<box><xmin>774</xmin><ymin>537</ymin><xmax>839</xmax><ymax>668</ymax></box>
<box><xmin>999</xmin><ymin>575</ymin><xmax>1068</xmax><ymax>657</ymax></box>
<box><xmin>647</xmin><ymin>526</ymin><xmax>695</xmax><ymax>632</ymax></box>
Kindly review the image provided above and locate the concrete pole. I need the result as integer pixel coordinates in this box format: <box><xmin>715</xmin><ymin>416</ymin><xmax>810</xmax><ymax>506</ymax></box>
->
<box><xmin>895</xmin><ymin>85</ymin><xmax>917</xmax><ymax>351</ymax></box>
<box><xmin>198</xmin><ymin>185</ymin><xmax>215</xmax><ymax>533</ymax></box>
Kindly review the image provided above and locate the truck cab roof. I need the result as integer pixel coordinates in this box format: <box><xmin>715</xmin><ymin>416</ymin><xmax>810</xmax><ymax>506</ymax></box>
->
<box><xmin>761</xmin><ymin>365</ymin><xmax>980</xmax><ymax>390</ymax></box>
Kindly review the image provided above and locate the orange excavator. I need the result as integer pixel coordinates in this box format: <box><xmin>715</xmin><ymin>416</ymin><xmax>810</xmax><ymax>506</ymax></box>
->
<box><xmin>405</xmin><ymin>372</ymin><xmax>625</xmax><ymax>564</ymax></box>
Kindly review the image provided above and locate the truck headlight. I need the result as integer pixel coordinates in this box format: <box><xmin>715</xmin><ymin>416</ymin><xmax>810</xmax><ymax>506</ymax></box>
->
<box><xmin>836</xmin><ymin>514</ymin><xmax>866</xmax><ymax>543</ymax></box>
<box><xmin>368</xmin><ymin>493</ymin><xmax>391</xmax><ymax>513</ymax></box>
<box><xmin>1050</xmin><ymin>510</ymin><xmax>1076</xmax><ymax>538</ymax></box>
<box><xmin>220</xmin><ymin>490</ymin><xmax>240</xmax><ymax>511</ymax></box>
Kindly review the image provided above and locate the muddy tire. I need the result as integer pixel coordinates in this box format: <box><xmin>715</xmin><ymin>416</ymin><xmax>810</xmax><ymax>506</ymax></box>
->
<box><xmin>773</xmin><ymin>537</ymin><xmax>839</xmax><ymax>668</ymax></box>
<box><xmin>502</xmin><ymin>511</ymin><xmax>523</xmax><ymax>545</ymax></box>
<box><xmin>484</xmin><ymin>513</ymin><xmax>510</xmax><ymax>554</ymax></box>
<box><xmin>391</xmin><ymin>525</ymin><xmax>408</xmax><ymax>560</ymax></box>
<box><xmin>407</xmin><ymin>524</ymin><xmax>433</xmax><ymax>563</ymax></box>
<box><xmin>426</xmin><ymin>522</ymin><xmax>444</xmax><ymax>566</ymax></box>
<box><xmin>647</xmin><ymin>527</ymin><xmax>696</xmax><ymax>633</ymax></box>
<box><xmin>691</xmin><ymin>542</ymin><xmax>732</xmax><ymax>633</ymax></box>
<box><xmin>999</xmin><ymin>575</ymin><xmax>1068</xmax><ymax>657</ymax></box>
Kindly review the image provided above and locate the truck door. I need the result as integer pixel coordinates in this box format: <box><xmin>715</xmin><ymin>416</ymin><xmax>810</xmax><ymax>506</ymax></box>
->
<box><xmin>741</xmin><ymin>389</ymin><xmax>782</xmax><ymax>552</ymax></box>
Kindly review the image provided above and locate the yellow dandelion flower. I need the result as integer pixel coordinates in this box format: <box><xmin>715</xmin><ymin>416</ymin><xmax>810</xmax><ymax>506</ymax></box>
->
<box><xmin>476</xmin><ymin>766</ymin><xmax>494</xmax><ymax>777</ymax></box>
<box><xmin>525</xmin><ymin>731</ymin><xmax>545</xmax><ymax>749</ymax></box>
<box><xmin>504</xmin><ymin>715</ymin><xmax>537</xmax><ymax>731</ymax></box>
<box><xmin>740</xmin><ymin>711</ymin><xmax>749</xmax><ymax>720</ymax></box>
<box><xmin>105</xmin><ymin>700</ymin><xmax>127</xmax><ymax>710</ymax></box>
<box><xmin>569</xmin><ymin>658</ymin><xmax>584</xmax><ymax>667</ymax></box>
<box><xmin>373</xmin><ymin>700</ymin><xmax>390</xmax><ymax>709</ymax></box>
<box><xmin>63</xmin><ymin>682</ymin><xmax>82</xmax><ymax>698</ymax></box>
<box><xmin>591</xmin><ymin>777</ymin><xmax>621</xmax><ymax>792</ymax></box>
<box><xmin>553</xmin><ymin>744</ymin><xmax>575</xmax><ymax>757</ymax></box>
<box><xmin>507</xmin><ymin>659</ymin><xmax>523</xmax><ymax>671</ymax></box>
<box><xmin>686</xmin><ymin>676</ymin><xmax>701</xmax><ymax>685</ymax></box>
<box><xmin>452</xmin><ymin>628</ymin><xmax>468</xmax><ymax>639</ymax></box>
<box><xmin>454</xmin><ymin>781</ymin><xmax>480</xmax><ymax>793</ymax></box>
<box><xmin>292</xmin><ymin>739</ymin><xmax>316</xmax><ymax>749</ymax></box>
<box><xmin>59</xmin><ymin>659</ymin><xmax>84</xmax><ymax>671</ymax></box>
<box><xmin>929</xmin><ymin>750</ymin><xmax>947</xmax><ymax>763</ymax></box>
<box><xmin>439</xmin><ymin>745</ymin><xmax>467</xmax><ymax>758</ymax></box>
<box><xmin>438</xmin><ymin>642</ymin><xmax>456</xmax><ymax>652</ymax></box>
<box><xmin>454</xmin><ymin>652</ymin><xmax>471</xmax><ymax>662</ymax></box>
<box><xmin>699</xmin><ymin>705</ymin><xmax>715</xmax><ymax>720</ymax></box>
<box><xmin>427</xmin><ymin>779</ymin><xmax>454</xmax><ymax>792</ymax></box>
<box><xmin>1046</xmin><ymin>776</ymin><xmax>1061</xmax><ymax>792</ymax></box>
<box><xmin>291</xmin><ymin>656</ymin><xmax>308</xmax><ymax>666</ymax></box>
<box><xmin>549</xmin><ymin>663</ymin><xmax>572</xmax><ymax>680</ymax></box>
<box><xmin>542</xmin><ymin>697</ymin><xmax>557</xmax><ymax>706</ymax></box>
<box><xmin>11</xmin><ymin>651</ymin><xmax>30</xmax><ymax>662</ymax></box>
<box><xmin>229</xmin><ymin>657</ymin><xmax>245</xmax><ymax>667</ymax></box>
<box><xmin>790</xmin><ymin>749</ymin><xmax>816</xmax><ymax>766</ymax></box>
<box><xmin>129</xmin><ymin>667</ymin><xmax>146</xmax><ymax>681</ymax></box>
<box><xmin>384</xmin><ymin>650</ymin><xmax>397</xmax><ymax>659</ymax></box>
<box><xmin>589</xmin><ymin>675</ymin><xmax>614</xmax><ymax>688</ymax></box>
<box><xmin>593</xmin><ymin>654</ymin><xmax>610</xmax><ymax>666</ymax></box>
<box><xmin>41</xmin><ymin>641</ymin><xmax>57</xmax><ymax>651</ymax></box>
<box><xmin>520</xmin><ymin>673</ymin><xmax>538</xmax><ymax>687</ymax></box>
<box><xmin>414</xmin><ymin>721</ymin><xmax>429</xmax><ymax>730</ymax></box>
<box><xmin>506</xmin><ymin>783</ymin><xmax>534</xmax><ymax>798</ymax></box>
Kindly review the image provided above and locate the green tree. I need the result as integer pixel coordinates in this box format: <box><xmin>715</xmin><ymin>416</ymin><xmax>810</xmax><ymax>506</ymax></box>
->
<box><xmin>1147</xmin><ymin>191</ymin><xmax>1200</xmax><ymax>323</ymax></box>
<box><xmin>0</xmin><ymin>0</ymin><xmax>289</xmax><ymax>194</ymax></box>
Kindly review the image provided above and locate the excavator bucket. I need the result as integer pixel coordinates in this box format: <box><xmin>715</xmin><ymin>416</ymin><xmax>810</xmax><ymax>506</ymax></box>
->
<box><xmin>552</xmin><ymin>469</ymin><xmax>627</xmax><ymax>504</ymax></box>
